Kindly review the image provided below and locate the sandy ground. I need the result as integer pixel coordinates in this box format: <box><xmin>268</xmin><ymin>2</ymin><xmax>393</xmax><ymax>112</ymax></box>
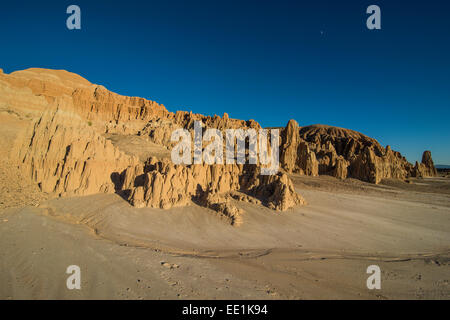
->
<box><xmin>0</xmin><ymin>173</ymin><xmax>449</xmax><ymax>299</ymax></box>
<box><xmin>1</xmin><ymin>112</ymin><xmax>449</xmax><ymax>299</ymax></box>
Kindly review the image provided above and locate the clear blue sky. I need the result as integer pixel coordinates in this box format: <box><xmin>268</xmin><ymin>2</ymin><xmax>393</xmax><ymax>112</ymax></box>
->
<box><xmin>0</xmin><ymin>0</ymin><xmax>449</xmax><ymax>164</ymax></box>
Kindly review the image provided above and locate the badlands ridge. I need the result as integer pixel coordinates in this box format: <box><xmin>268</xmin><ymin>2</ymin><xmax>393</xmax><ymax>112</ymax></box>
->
<box><xmin>0</xmin><ymin>68</ymin><xmax>437</xmax><ymax>225</ymax></box>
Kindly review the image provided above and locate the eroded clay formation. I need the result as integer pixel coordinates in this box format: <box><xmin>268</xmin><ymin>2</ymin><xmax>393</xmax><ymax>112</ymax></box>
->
<box><xmin>279</xmin><ymin>120</ymin><xmax>436</xmax><ymax>184</ymax></box>
<box><xmin>0</xmin><ymin>68</ymin><xmax>437</xmax><ymax>224</ymax></box>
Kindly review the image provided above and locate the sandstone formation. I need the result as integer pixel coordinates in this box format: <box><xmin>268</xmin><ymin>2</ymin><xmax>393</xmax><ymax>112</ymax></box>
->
<box><xmin>279</xmin><ymin>121</ymin><xmax>434</xmax><ymax>183</ymax></box>
<box><xmin>197</xmin><ymin>190</ymin><xmax>245</xmax><ymax>226</ymax></box>
<box><xmin>18</xmin><ymin>106</ymin><xmax>140</xmax><ymax>196</ymax></box>
<box><xmin>349</xmin><ymin>145</ymin><xmax>413</xmax><ymax>183</ymax></box>
<box><xmin>280</xmin><ymin>120</ymin><xmax>319</xmax><ymax>176</ymax></box>
<box><xmin>121</xmin><ymin>158</ymin><xmax>305</xmax><ymax>219</ymax></box>
<box><xmin>140</xmin><ymin>110</ymin><xmax>261</xmax><ymax>150</ymax></box>
<box><xmin>413</xmin><ymin>151</ymin><xmax>438</xmax><ymax>178</ymax></box>
<box><xmin>0</xmin><ymin>67</ymin><xmax>438</xmax><ymax>225</ymax></box>
<box><xmin>0</xmin><ymin>68</ymin><xmax>306</xmax><ymax>223</ymax></box>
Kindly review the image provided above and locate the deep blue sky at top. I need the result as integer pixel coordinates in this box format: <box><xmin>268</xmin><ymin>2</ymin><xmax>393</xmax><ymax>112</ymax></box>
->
<box><xmin>0</xmin><ymin>0</ymin><xmax>449</xmax><ymax>163</ymax></box>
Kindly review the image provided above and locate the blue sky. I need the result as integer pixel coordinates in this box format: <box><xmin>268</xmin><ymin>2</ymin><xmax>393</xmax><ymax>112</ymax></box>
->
<box><xmin>0</xmin><ymin>0</ymin><xmax>449</xmax><ymax>164</ymax></box>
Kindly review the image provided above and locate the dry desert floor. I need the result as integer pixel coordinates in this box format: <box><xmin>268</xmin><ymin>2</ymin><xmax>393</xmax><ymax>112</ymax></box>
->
<box><xmin>0</xmin><ymin>164</ymin><xmax>449</xmax><ymax>299</ymax></box>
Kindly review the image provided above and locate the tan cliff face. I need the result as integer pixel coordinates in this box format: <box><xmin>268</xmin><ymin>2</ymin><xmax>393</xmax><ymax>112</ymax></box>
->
<box><xmin>0</xmin><ymin>68</ymin><xmax>304</xmax><ymax>223</ymax></box>
<box><xmin>119</xmin><ymin>158</ymin><xmax>305</xmax><ymax>224</ymax></box>
<box><xmin>1</xmin><ymin>68</ymin><xmax>171</xmax><ymax>134</ymax></box>
<box><xmin>19</xmin><ymin>106</ymin><xmax>140</xmax><ymax>196</ymax></box>
<box><xmin>0</xmin><ymin>67</ymin><xmax>437</xmax><ymax>225</ymax></box>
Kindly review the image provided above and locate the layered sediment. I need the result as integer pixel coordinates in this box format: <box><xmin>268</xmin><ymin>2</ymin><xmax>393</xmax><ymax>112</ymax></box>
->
<box><xmin>279</xmin><ymin>120</ymin><xmax>436</xmax><ymax>184</ymax></box>
<box><xmin>0</xmin><ymin>67</ymin><xmax>438</xmax><ymax>224</ymax></box>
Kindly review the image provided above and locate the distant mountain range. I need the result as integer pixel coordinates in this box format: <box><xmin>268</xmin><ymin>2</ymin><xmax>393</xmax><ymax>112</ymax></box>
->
<box><xmin>436</xmin><ymin>165</ymin><xmax>450</xmax><ymax>169</ymax></box>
